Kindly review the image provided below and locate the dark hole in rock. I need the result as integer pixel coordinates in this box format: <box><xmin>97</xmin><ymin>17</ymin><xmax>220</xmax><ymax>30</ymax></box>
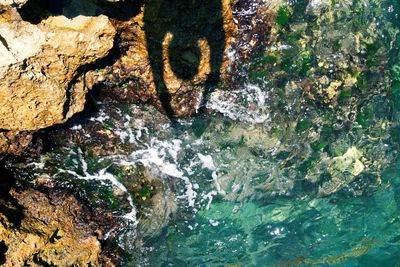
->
<box><xmin>0</xmin><ymin>241</ymin><xmax>8</xmax><ymax>265</ymax></box>
<box><xmin>32</xmin><ymin>253</ymin><xmax>53</xmax><ymax>267</ymax></box>
<box><xmin>0</xmin><ymin>198</ymin><xmax>24</xmax><ymax>229</ymax></box>
<box><xmin>18</xmin><ymin>0</ymin><xmax>144</xmax><ymax>24</ymax></box>
<box><xmin>49</xmin><ymin>228</ymin><xmax>63</xmax><ymax>243</ymax></box>
<box><xmin>0</xmin><ymin>163</ymin><xmax>14</xmax><ymax>187</ymax></box>
<box><xmin>19</xmin><ymin>0</ymin><xmax>63</xmax><ymax>24</ymax></box>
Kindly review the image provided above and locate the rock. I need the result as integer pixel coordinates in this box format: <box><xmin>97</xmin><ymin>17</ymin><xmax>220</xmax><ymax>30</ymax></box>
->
<box><xmin>0</xmin><ymin>0</ymin><xmax>279</xmax><ymax>131</ymax></box>
<box><xmin>100</xmin><ymin>0</ymin><xmax>281</xmax><ymax>117</ymax></box>
<box><xmin>0</xmin><ymin>131</ymin><xmax>32</xmax><ymax>156</ymax></box>
<box><xmin>101</xmin><ymin>0</ymin><xmax>236</xmax><ymax>117</ymax></box>
<box><xmin>130</xmin><ymin>168</ymin><xmax>178</xmax><ymax>237</ymax></box>
<box><xmin>0</xmin><ymin>0</ymin><xmax>27</xmax><ymax>8</ymax></box>
<box><xmin>0</xmin><ymin>6</ymin><xmax>116</xmax><ymax>131</ymax></box>
<box><xmin>0</xmin><ymin>188</ymin><xmax>113</xmax><ymax>266</ymax></box>
<box><xmin>307</xmin><ymin>147</ymin><xmax>365</xmax><ymax>197</ymax></box>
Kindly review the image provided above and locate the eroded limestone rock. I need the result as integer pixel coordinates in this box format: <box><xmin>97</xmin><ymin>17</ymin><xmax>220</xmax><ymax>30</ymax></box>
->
<box><xmin>0</xmin><ymin>188</ymin><xmax>112</xmax><ymax>266</ymax></box>
<box><xmin>0</xmin><ymin>0</ymin><xmax>27</xmax><ymax>8</ymax></box>
<box><xmin>0</xmin><ymin>7</ymin><xmax>116</xmax><ymax>131</ymax></box>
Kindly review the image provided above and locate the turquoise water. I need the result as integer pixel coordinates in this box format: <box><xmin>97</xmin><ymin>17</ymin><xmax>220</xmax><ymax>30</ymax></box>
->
<box><xmin>8</xmin><ymin>0</ymin><xmax>400</xmax><ymax>265</ymax></box>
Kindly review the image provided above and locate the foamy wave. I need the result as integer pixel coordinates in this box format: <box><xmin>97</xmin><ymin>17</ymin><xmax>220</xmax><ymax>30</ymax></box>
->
<box><xmin>54</xmin><ymin>149</ymin><xmax>138</xmax><ymax>224</ymax></box>
<box><xmin>207</xmin><ymin>84</ymin><xmax>271</xmax><ymax>124</ymax></box>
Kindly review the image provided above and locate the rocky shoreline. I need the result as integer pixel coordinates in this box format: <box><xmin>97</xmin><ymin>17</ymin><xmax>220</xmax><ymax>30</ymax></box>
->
<box><xmin>1</xmin><ymin>0</ymin><xmax>399</xmax><ymax>264</ymax></box>
<box><xmin>0</xmin><ymin>0</ymin><xmax>276</xmax><ymax>264</ymax></box>
<box><xmin>0</xmin><ymin>185</ymin><xmax>117</xmax><ymax>266</ymax></box>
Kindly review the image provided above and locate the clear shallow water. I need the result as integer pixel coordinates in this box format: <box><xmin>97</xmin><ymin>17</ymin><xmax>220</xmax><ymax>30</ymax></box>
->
<box><xmin>20</xmin><ymin>99</ymin><xmax>400</xmax><ymax>266</ymax></box>
<box><xmin>8</xmin><ymin>0</ymin><xmax>400</xmax><ymax>265</ymax></box>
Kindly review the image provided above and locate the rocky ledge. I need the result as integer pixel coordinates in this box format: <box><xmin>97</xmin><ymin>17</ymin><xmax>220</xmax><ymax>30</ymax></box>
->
<box><xmin>0</xmin><ymin>186</ymin><xmax>115</xmax><ymax>266</ymax></box>
<box><xmin>0</xmin><ymin>3</ymin><xmax>116</xmax><ymax>131</ymax></box>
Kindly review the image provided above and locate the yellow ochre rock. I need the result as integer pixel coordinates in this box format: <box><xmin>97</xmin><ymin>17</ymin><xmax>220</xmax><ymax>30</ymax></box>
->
<box><xmin>0</xmin><ymin>6</ymin><xmax>116</xmax><ymax>131</ymax></box>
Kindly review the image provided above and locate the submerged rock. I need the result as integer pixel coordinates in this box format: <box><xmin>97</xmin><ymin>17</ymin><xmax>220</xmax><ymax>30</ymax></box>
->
<box><xmin>306</xmin><ymin>147</ymin><xmax>365</xmax><ymax>197</ymax></box>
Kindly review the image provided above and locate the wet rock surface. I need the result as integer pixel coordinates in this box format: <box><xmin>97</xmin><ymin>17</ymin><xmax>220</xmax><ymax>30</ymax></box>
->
<box><xmin>100</xmin><ymin>0</ymin><xmax>236</xmax><ymax>117</ymax></box>
<box><xmin>102</xmin><ymin>0</ymin><xmax>282</xmax><ymax>117</ymax></box>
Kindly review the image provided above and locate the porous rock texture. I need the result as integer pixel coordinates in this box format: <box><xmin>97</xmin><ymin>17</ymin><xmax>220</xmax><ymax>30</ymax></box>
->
<box><xmin>0</xmin><ymin>0</ymin><xmax>28</xmax><ymax>8</ymax></box>
<box><xmin>0</xmin><ymin>131</ymin><xmax>32</xmax><ymax>158</ymax></box>
<box><xmin>0</xmin><ymin>188</ymin><xmax>113</xmax><ymax>266</ymax></box>
<box><xmin>0</xmin><ymin>4</ymin><xmax>116</xmax><ymax>131</ymax></box>
<box><xmin>0</xmin><ymin>0</ymin><xmax>27</xmax><ymax>8</ymax></box>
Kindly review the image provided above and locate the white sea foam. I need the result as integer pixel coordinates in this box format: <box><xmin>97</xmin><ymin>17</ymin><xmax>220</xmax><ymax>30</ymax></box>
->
<box><xmin>197</xmin><ymin>153</ymin><xmax>216</xmax><ymax>170</ymax></box>
<box><xmin>114</xmin><ymin>114</ymin><xmax>151</xmax><ymax>144</ymax></box>
<box><xmin>209</xmin><ymin>219</ymin><xmax>220</xmax><ymax>227</ymax></box>
<box><xmin>89</xmin><ymin>109</ymin><xmax>110</xmax><ymax>123</ymax></box>
<box><xmin>207</xmin><ymin>84</ymin><xmax>271</xmax><ymax>124</ymax></box>
<box><xmin>203</xmin><ymin>190</ymin><xmax>218</xmax><ymax>210</ymax></box>
<box><xmin>117</xmin><ymin>136</ymin><xmax>199</xmax><ymax>208</ymax></box>
<box><xmin>70</xmin><ymin>124</ymin><xmax>82</xmax><ymax>130</ymax></box>
<box><xmin>55</xmin><ymin>149</ymin><xmax>137</xmax><ymax>225</ymax></box>
<box><xmin>212</xmin><ymin>171</ymin><xmax>226</xmax><ymax>196</ymax></box>
<box><xmin>27</xmin><ymin>161</ymin><xmax>45</xmax><ymax>169</ymax></box>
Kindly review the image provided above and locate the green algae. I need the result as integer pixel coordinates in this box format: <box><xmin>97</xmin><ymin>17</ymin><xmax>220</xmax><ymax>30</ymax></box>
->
<box><xmin>276</xmin><ymin>4</ymin><xmax>293</xmax><ymax>27</ymax></box>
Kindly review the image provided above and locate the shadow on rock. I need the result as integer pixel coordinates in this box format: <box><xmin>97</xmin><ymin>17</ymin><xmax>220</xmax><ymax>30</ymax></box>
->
<box><xmin>143</xmin><ymin>0</ymin><xmax>226</xmax><ymax>117</ymax></box>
